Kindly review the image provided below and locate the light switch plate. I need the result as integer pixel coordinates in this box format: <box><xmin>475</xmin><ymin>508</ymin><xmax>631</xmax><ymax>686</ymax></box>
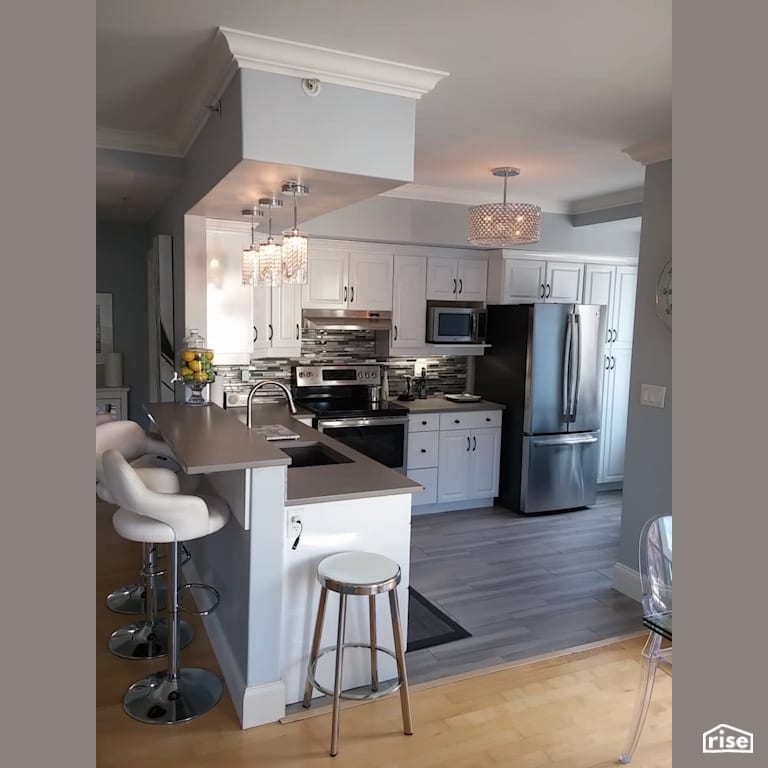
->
<box><xmin>640</xmin><ymin>383</ymin><xmax>666</xmax><ymax>408</ymax></box>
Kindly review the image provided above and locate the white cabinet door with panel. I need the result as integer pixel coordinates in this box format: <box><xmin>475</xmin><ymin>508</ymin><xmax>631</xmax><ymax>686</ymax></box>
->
<box><xmin>302</xmin><ymin>248</ymin><xmax>348</xmax><ymax>309</ymax></box>
<box><xmin>392</xmin><ymin>254</ymin><xmax>427</xmax><ymax>349</ymax></box>
<box><xmin>546</xmin><ymin>261</ymin><xmax>584</xmax><ymax>303</ymax></box>
<box><xmin>583</xmin><ymin>264</ymin><xmax>637</xmax><ymax>350</ymax></box>
<box><xmin>436</xmin><ymin>429</ymin><xmax>472</xmax><ymax>502</ymax></box>
<box><xmin>583</xmin><ymin>264</ymin><xmax>615</xmax><ymax>348</ymax></box>
<box><xmin>457</xmin><ymin>259</ymin><xmax>488</xmax><ymax>301</ymax></box>
<box><xmin>426</xmin><ymin>257</ymin><xmax>488</xmax><ymax>301</ymax></box>
<box><xmin>270</xmin><ymin>284</ymin><xmax>303</xmax><ymax>354</ymax></box>
<box><xmin>349</xmin><ymin>251</ymin><xmax>393</xmax><ymax>310</ymax></box>
<box><xmin>598</xmin><ymin>347</ymin><xmax>633</xmax><ymax>484</ymax></box>
<box><xmin>488</xmin><ymin>254</ymin><xmax>584</xmax><ymax>305</ymax></box>
<box><xmin>468</xmin><ymin>428</ymin><xmax>502</xmax><ymax>499</ymax></box>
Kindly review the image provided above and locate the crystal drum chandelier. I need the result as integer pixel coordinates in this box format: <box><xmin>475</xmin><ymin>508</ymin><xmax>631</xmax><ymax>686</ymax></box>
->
<box><xmin>281</xmin><ymin>181</ymin><xmax>309</xmax><ymax>285</ymax></box>
<box><xmin>241</xmin><ymin>207</ymin><xmax>263</xmax><ymax>286</ymax></box>
<box><xmin>256</xmin><ymin>197</ymin><xmax>283</xmax><ymax>287</ymax></box>
<box><xmin>467</xmin><ymin>167</ymin><xmax>541</xmax><ymax>246</ymax></box>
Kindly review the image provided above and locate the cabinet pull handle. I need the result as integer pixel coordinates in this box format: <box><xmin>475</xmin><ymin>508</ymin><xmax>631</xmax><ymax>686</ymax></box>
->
<box><xmin>472</xmin><ymin>436</ymin><xmax>477</xmax><ymax>451</ymax></box>
<box><xmin>296</xmin><ymin>323</ymin><xmax>300</xmax><ymax>341</ymax></box>
<box><xmin>344</xmin><ymin>286</ymin><xmax>348</xmax><ymax>302</ymax></box>
<box><xmin>421</xmin><ymin>420</ymin><xmax>428</xmax><ymax>425</ymax></box>
<box><xmin>268</xmin><ymin>324</ymin><xmax>273</xmax><ymax>341</ymax></box>
<box><xmin>539</xmin><ymin>283</ymin><xmax>545</xmax><ymax>299</ymax></box>
<box><xmin>458</xmin><ymin>278</ymin><xmax>463</xmax><ymax>294</ymax></box>
<box><xmin>253</xmin><ymin>325</ymin><xmax>258</xmax><ymax>342</ymax></box>
<box><xmin>454</xmin><ymin>419</ymin><xmax>461</xmax><ymax>424</ymax></box>
<box><xmin>612</xmin><ymin>328</ymin><xmax>617</xmax><ymax>342</ymax></box>
<box><xmin>610</xmin><ymin>356</ymin><xmax>615</xmax><ymax>370</ymax></box>
<box><xmin>350</xmin><ymin>286</ymin><xmax>355</xmax><ymax>303</ymax></box>
<box><xmin>485</xmin><ymin>417</ymin><xmax>491</xmax><ymax>422</ymax></box>
<box><xmin>605</xmin><ymin>356</ymin><xmax>610</xmax><ymax>370</ymax></box>
<box><xmin>453</xmin><ymin>278</ymin><xmax>457</xmax><ymax>294</ymax></box>
<box><xmin>466</xmin><ymin>436</ymin><xmax>471</xmax><ymax>451</ymax></box>
<box><xmin>393</xmin><ymin>325</ymin><xmax>398</xmax><ymax>340</ymax></box>
<box><xmin>420</xmin><ymin>448</ymin><xmax>427</xmax><ymax>453</ymax></box>
<box><xmin>545</xmin><ymin>283</ymin><xmax>551</xmax><ymax>298</ymax></box>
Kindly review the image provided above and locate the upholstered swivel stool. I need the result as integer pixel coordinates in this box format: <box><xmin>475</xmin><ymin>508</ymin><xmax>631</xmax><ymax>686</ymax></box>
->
<box><xmin>102</xmin><ymin>449</ymin><xmax>230</xmax><ymax>725</ymax></box>
<box><xmin>96</xmin><ymin>420</ymin><xmax>194</xmax><ymax>660</ymax></box>
<box><xmin>302</xmin><ymin>551</ymin><xmax>413</xmax><ymax>757</ymax></box>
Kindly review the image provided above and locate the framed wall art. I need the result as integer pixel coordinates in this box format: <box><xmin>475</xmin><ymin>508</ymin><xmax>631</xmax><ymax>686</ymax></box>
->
<box><xmin>96</xmin><ymin>292</ymin><xmax>114</xmax><ymax>363</ymax></box>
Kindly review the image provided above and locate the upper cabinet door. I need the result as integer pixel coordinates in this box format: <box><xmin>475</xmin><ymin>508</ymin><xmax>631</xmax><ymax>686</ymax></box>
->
<box><xmin>545</xmin><ymin>261</ymin><xmax>584</xmax><ymax>304</ymax></box>
<box><xmin>349</xmin><ymin>251</ymin><xmax>393</xmax><ymax>310</ymax></box>
<box><xmin>392</xmin><ymin>254</ymin><xmax>427</xmax><ymax>348</ymax></box>
<box><xmin>426</xmin><ymin>257</ymin><xmax>459</xmax><ymax>300</ymax></box>
<box><xmin>252</xmin><ymin>286</ymin><xmax>272</xmax><ymax>354</ymax></box>
<box><xmin>302</xmin><ymin>248</ymin><xmax>349</xmax><ymax>309</ymax></box>
<box><xmin>270</xmin><ymin>284</ymin><xmax>302</xmax><ymax>354</ymax></box>
<box><xmin>583</xmin><ymin>264</ymin><xmax>616</xmax><ymax>348</ymax></box>
<box><xmin>456</xmin><ymin>259</ymin><xmax>488</xmax><ymax>301</ymax></box>
<box><xmin>501</xmin><ymin>258</ymin><xmax>547</xmax><ymax>302</ymax></box>
<box><xmin>611</xmin><ymin>266</ymin><xmax>637</xmax><ymax>349</ymax></box>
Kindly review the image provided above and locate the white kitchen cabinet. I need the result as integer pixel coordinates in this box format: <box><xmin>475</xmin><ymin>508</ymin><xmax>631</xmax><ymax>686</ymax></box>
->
<box><xmin>96</xmin><ymin>386</ymin><xmax>129</xmax><ymax>419</ymax></box>
<box><xmin>302</xmin><ymin>245</ymin><xmax>393</xmax><ymax>311</ymax></box>
<box><xmin>487</xmin><ymin>255</ymin><xmax>583</xmax><ymax>304</ymax></box>
<box><xmin>435</xmin><ymin>410</ymin><xmax>502</xmax><ymax>503</ymax></box>
<box><xmin>406</xmin><ymin>413</ymin><xmax>439</xmax><ymax>506</ymax></box>
<box><xmin>426</xmin><ymin>256</ymin><xmax>488</xmax><ymax>302</ymax></box>
<box><xmin>391</xmin><ymin>254</ymin><xmax>427</xmax><ymax>349</ymax></box>
<box><xmin>598</xmin><ymin>346</ymin><xmax>633</xmax><ymax>484</ymax></box>
<box><xmin>583</xmin><ymin>264</ymin><xmax>637</xmax><ymax>349</ymax></box>
<box><xmin>252</xmin><ymin>284</ymin><xmax>303</xmax><ymax>357</ymax></box>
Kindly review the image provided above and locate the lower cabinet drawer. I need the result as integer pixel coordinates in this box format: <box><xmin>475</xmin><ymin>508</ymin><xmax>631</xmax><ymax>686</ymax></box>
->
<box><xmin>407</xmin><ymin>431</ymin><xmax>439</xmax><ymax>469</ymax></box>
<box><xmin>407</xmin><ymin>468</ymin><xmax>438</xmax><ymax>506</ymax></box>
<box><xmin>96</xmin><ymin>398</ymin><xmax>122</xmax><ymax>419</ymax></box>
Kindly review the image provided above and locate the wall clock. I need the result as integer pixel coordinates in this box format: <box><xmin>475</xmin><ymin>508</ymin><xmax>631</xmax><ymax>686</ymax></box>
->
<box><xmin>655</xmin><ymin>259</ymin><xmax>672</xmax><ymax>329</ymax></box>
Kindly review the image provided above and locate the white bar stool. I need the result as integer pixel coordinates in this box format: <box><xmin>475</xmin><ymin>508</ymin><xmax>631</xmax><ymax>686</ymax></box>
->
<box><xmin>102</xmin><ymin>449</ymin><xmax>230</xmax><ymax>725</ymax></box>
<box><xmin>302</xmin><ymin>551</ymin><xmax>413</xmax><ymax>757</ymax></box>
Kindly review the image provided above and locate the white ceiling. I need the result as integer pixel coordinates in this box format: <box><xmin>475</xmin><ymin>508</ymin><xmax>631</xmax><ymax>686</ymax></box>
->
<box><xmin>96</xmin><ymin>0</ymin><xmax>671</xmax><ymax>220</ymax></box>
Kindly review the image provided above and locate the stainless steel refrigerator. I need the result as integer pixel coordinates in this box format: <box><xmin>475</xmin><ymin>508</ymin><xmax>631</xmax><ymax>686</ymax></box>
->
<box><xmin>475</xmin><ymin>303</ymin><xmax>605</xmax><ymax>514</ymax></box>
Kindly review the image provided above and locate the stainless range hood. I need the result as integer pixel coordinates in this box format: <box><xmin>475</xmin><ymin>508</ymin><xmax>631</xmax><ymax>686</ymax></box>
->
<box><xmin>302</xmin><ymin>309</ymin><xmax>392</xmax><ymax>331</ymax></box>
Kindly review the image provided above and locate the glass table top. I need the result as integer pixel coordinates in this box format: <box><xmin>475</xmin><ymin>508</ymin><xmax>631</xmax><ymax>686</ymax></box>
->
<box><xmin>643</xmin><ymin>611</ymin><xmax>672</xmax><ymax>641</ymax></box>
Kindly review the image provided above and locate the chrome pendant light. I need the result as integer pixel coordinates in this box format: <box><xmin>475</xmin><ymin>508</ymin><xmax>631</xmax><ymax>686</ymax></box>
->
<box><xmin>468</xmin><ymin>167</ymin><xmax>541</xmax><ymax>246</ymax></box>
<box><xmin>241</xmin><ymin>207</ymin><xmax>263</xmax><ymax>286</ymax></box>
<box><xmin>256</xmin><ymin>197</ymin><xmax>283</xmax><ymax>287</ymax></box>
<box><xmin>281</xmin><ymin>181</ymin><xmax>309</xmax><ymax>285</ymax></box>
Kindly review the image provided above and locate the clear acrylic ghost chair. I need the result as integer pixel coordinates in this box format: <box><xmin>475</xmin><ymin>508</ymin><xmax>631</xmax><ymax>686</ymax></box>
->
<box><xmin>102</xmin><ymin>449</ymin><xmax>230</xmax><ymax>724</ymax></box>
<box><xmin>96</xmin><ymin>420</ymin><xmax>196</xmax><ymax>660</ymax></box>
<box><xmin>619</xmin><ymin>514</ymin><xmax>672</xmax><ymax>764</ymax></box>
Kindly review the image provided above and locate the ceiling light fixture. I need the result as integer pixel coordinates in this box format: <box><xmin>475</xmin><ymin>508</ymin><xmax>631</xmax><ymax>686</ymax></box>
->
<box><xmin>256</xmin><ymin>197</ymin><xmax>283</xmax><ymax>287</ymax></box>
<box><xmin>467</xmin><ymin>167</ymin><xmax>541</xmax><ymax>246</ymax></box>
<box><xmin>241</xmin><ymin>207</ymin><xmax>263</xmax><ymax>286</ymax></box>
<box><xmin>281</xmin><ymin>181</ymin><xmax>310</xmax><ymax>285</ymax></box>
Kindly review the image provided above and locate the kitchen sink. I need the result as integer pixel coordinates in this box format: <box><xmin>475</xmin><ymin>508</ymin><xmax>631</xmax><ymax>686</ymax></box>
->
<box><xmin>281</xmin><ymin>442</ymin><xmax>353</xmax><ymax>468</ymax></box>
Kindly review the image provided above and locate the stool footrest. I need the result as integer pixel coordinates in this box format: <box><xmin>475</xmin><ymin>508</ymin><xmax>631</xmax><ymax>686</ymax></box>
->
<box><xmin>178</xmin><ymin>582</ymin><xmax>220</xmax><ymax>616</ymax></box>
<box><xmin>307</xmin><ymin>643</ymin><xmax>403</xmax><ymax>702</ymax></box>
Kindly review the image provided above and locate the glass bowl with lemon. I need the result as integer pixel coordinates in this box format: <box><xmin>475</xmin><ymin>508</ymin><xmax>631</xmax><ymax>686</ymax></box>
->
<box><xmin>175</xmin><ymin>329</ymin><xmax>216</xmax><ymax>406</ymax></box>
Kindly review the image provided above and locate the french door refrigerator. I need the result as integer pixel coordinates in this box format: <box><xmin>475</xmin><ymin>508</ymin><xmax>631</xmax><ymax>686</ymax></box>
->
<box><xmin>475</xmin><ymin>303</ymin><xmax>605</xmax><ymax>514</ymax></box>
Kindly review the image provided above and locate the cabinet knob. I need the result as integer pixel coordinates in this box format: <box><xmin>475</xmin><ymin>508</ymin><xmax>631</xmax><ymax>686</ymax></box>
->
<box><xmin>454</xmin><ymin>419</ymin><xmax>460</xmax><ymax>424</ymax></box>
<box><xmin>485</xmin><ymin>417</ymin><xmax>491</xmax><ymax>422</ymax></box>
<box><xmin>421</xmin><ymin>420</ymin><xmax>427</xmax><ymax>425</ymax></box>
<box><xmin>420</xmin><ymin>448</ymin><xmax>427</xmax><ymax>453</ymax></box>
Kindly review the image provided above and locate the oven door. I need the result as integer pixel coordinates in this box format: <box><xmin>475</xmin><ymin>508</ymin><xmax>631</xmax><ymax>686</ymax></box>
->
<box><xmin>316</xmin><ymin>416</ymin><xmax>408</xmax><ymax>473</ymax></box>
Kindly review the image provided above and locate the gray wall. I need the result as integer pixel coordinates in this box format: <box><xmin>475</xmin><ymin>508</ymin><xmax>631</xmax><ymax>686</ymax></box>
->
<box><xmin>305</xmin><ymin>195</ymin><xmax>641</xmax><ymax>258</ymax></box>
<box><xmin>96</xmin><ymin>219</ymin><xmax>151</xmax><ymax>425</ymax></box>
<box><xmin>617</xmin><ymin>159</ymin><xmax>672</xmax><ymax>569</ymax></box>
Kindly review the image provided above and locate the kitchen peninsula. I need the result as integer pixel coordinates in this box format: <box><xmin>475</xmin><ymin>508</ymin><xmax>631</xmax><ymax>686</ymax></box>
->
<box><xmin>146</xmin><ymin>401</ymin><xmax>420</xmax><ymax>729</ymax></box>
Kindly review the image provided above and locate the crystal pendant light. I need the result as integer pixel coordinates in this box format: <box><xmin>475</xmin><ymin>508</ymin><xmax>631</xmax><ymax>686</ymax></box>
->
<box><xmin>467</xmin><ymin>167</ymin><xmax>541</xmax><ymax>246</ymax></box>
<box><xmin>256</xmin><ymin>197</ymin><xmax>283</xmax><ymax>287</ymax></box>
<box><xmin>241</xmin><ymin>207</ymin><xmax>263</xmax><ymax>286</ymax></box>
<box><xmin>281</xmin><ymin>181</ymin><xmax>309</xmax><ymax>285</ymax></box>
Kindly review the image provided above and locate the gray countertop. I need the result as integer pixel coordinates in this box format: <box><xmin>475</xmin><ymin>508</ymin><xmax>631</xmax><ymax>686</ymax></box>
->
<box><xmin>403</xmin><ymin>396</ymin><xmax>505</xmax><ymax>413</ymax></box>
<box><xmin>146</xmin><ymin>401</ymin><xmax>421</xmax><ymax>505</ymax></box>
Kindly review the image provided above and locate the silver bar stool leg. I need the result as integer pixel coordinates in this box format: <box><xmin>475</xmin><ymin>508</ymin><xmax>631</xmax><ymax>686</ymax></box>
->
<box><xmin>123</xmin><ymin>542</ymin><xmax>223</xmax><ymax>724</ymax></box>
<box><xmin>369</xmin><ymin>595</ymin><xmax>379</xmax><ymax>693</ymax></box>
<box><xmin>330</xmin><ymin>593</ymin><xmax>348</xmax><ymax>757</ymax></box>
<box><xmin>106</xmin><ymin>543</ymin><xmax>168</xmax><ymax>614</ymax></box>
<box><xmin>303</xmin><ymin>588</ymin><xmax>328</xmax><ymax>708</ymax></box>
<box><xmin>389</xmin><ymin>588</ymin><xmax>413</xmax><ymax>735</ymax></box>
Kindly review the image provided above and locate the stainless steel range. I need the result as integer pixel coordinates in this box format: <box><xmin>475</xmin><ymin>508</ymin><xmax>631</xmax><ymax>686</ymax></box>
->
<box><xmin>294</xmin><ymin>365</ymin><xmax>409</xmax><ymax>473</ymax></box>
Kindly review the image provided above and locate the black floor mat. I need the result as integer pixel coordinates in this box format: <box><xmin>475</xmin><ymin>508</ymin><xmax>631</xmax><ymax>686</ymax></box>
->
<box><xmin>406</xmin><ymin>586</ymin><xmax>471</xmax><ymax>653</ymax></box>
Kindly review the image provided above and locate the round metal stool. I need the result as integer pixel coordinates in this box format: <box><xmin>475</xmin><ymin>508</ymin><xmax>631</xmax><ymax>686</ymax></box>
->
<box><xmin>302</xmin><ymin>551</ymin><xmax>413</xmax><ymax>757</ymax></box>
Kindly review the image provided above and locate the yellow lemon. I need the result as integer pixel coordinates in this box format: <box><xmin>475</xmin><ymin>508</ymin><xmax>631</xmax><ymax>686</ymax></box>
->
<box><xmin>205</xmin><ymin>351</ymin><xmax>214</xmax><ymax>360</ymax></box>
<box><xmin>180</xmin><ymin>366</ymin><xmax>193</xmax><ymax>377</ymax></box>
<box><xmin>181</xmin><ymin>350</ymin><xmax>195</xmax><ymax>362</ymax></box>
<box><xmin>193</xmin><ymin>371</ymin><xmax>208</xmax><ymax>383</ymax></box>
<box><xmin>188</xmin><ymin>360</ymin><xmax>201</xmax><ymax>372</ymax></box>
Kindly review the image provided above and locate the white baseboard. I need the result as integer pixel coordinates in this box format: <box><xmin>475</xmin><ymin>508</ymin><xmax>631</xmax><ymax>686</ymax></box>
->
<box><xmin>613</xmin><ymin>562</ymin><xmax>642</xmax><ymax>602</ymax></box>
<box><xmin>183</xmin><ymin>559</ymin><xmax>286</xmax><ymax>729</ymax></box>
<box><xmin>411</xmin><ymin>497</ymin><xmax>494</xmax><ymax>515</ymax></box>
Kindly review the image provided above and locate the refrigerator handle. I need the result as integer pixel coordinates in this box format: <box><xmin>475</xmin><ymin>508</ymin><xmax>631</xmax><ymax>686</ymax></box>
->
<box><xmin>570</xmin><ymin>314</ymin><xmax>582</xmax><ymax>422</ymax></box>
<box><xmin>562</xmin><ymin>313</ymin><xmax>572</xmax><ymax>421</ymax></box>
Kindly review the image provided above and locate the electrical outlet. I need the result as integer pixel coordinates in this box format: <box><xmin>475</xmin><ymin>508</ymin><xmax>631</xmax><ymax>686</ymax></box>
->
<box><xmin>640</xmin><ymin>384</ymin><xmax>666</xmax><ymax>408</ymax></box>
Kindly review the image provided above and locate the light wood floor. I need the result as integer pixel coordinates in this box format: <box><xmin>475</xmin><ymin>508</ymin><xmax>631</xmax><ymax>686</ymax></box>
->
<box><xmin>96</xmin><ymin>501</ymin><xmax>671</xmax><ymax>767</ymax></box>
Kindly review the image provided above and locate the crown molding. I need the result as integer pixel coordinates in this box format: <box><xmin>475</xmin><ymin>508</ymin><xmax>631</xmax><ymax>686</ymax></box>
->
<box><xmin>218</xmin><ymin>27</ymin><xmax>448</xmax><ymax>100</ymax></box>
<box><xmin>623</xmin><ymin>136</ymin><xmax>672</xmax><ymax>165</ymax></box>
<box><xmin>568</xmin><ymin>186</ymin><xmax>644</xmax><ymax>215</ymax></box>
<box><xmin>96</xmin><ymin>127</ymin><xmax>184</xmax><ymax>158</ymax></box>
<box><xmin>380</xmin><ymin>183</ymin><xmax>568</xmax><ymax>214</ymax></box>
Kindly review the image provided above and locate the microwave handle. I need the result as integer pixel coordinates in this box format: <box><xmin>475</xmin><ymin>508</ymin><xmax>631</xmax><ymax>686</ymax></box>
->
<box><xmin>471</xmin><ymin>311</ymin><xmax>476</xmax><ymax>340</ymax></box>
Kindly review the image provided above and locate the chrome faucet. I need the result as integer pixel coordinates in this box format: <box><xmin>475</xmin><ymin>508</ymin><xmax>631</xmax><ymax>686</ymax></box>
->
<box><xmin>246</xmin><ymin>380</ymin><xmax>297</xmax><ymax>426</ymax></box>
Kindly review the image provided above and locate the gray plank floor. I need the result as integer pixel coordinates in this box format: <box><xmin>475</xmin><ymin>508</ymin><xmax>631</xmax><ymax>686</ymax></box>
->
<box><xmin>405</xmin><ymin>490</ymin><xmax>642</xmax><ymax>685</ymax></box>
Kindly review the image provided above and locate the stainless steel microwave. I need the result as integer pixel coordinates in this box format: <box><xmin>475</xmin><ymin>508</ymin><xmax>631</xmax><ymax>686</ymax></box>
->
<box><xmin>426</xmin><ymin>306</ymin><xmax>487</xmax><ymax>343</ymax></box>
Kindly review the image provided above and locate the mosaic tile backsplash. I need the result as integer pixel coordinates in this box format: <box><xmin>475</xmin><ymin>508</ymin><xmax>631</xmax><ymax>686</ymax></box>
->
<box><xmin>214</xmin><ymin>329</ymin><xmax>468</xmax><ymax>401</ymax></box>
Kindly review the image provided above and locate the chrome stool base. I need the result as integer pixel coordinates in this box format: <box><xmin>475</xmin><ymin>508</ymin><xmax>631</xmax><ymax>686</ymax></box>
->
<box><xmin>109</xmin><ymin>618</ymin><xmax>193</xmax><ymax>660</ymax></box>
<box><xmin>107</xmin><ymin>583</ymin><xmax>168</xmax><ymax>615</ymax></box>
<box><xmin>123</xmin><ymin>668</ymin><xmax>223</xmax><ymax>725</ymax></box>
